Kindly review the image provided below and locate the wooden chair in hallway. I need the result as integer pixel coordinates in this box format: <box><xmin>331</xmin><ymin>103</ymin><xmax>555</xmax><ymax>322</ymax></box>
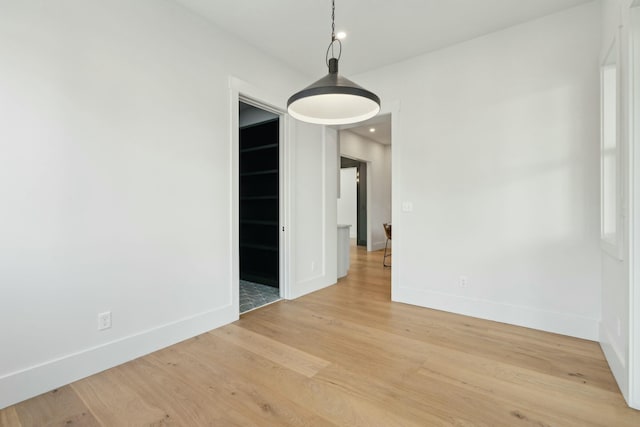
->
<box><xmin>383</xmin><ymin>223</ymin><xmax>392</xmax><ymax>267</ymax></box>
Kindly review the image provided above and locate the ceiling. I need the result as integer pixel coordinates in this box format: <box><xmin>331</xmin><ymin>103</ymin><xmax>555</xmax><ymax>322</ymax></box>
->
<box><xmin>341</xmin><ymin>114</ymin><xmax>392</xmax><ymax>146</ymax></box>
<box><xmin>173</xmin><ymin>0</ymin><xmax>593</xmax><ymax>77</ymax></box>
<box><xmin>176</xmin><ymin>0</ymin><xmax>591</xmax><ymax>146</ymax></box>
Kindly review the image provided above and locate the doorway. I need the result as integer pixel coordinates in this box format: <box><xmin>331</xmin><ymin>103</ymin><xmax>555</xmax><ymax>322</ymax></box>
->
<box><xmin>238</xmin><ymin>101</ymin><xmax>282</xmax><ymax>313</ymax></box>
<box><xmin>339</xmin><ymin>157</ymin><xmax>368</xmax><ymax>247</ymax></box>
<box><xmin>337</xmin><ymin>113</ymin><xmax>392</xmax><ymax>253</ymax></box>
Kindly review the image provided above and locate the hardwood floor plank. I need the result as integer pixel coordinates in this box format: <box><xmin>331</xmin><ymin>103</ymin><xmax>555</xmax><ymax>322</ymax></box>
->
<box><xmin>1</xmin><ymin>244</ymin><xmax>639</xmax><ymax>426</ymax></box>
<box><xmin>70</xmin><ymin>364</ymin><xmax>181</xmax><ymax>426</ymax></box>
<box><xmin>246</xmin><ymin>299</ymin><xmax>619</xmax><ymax>404</ymax></box>
<box><xmin>0</xmin><ymin>407</ymin><xmax>22</xmax><ymax>427</ymax></box>
<box><xmin>238</xmin><ymin>302</ymin><xmax>623</xmax><ymax>425</ymax></box>
<box><xmin>189</xmin><ymin>331</ymin><xmax>426</xmax><ymax>427</ymax></box>
<box><xmin>283</xmin><ymin>294</ymin><xmax>618</xmax><ymax>392</ymax></box>
<box><xmin>10</xmin><ymin>386</ymin><xmax>99</xmax><ymax>427</ymax></box>
<box><xmin>415</xmin><ymin>350</ymin><xmax>631</xmax><ymax>426</ymax></box>
<box><xmin>148</xmin><ymin>339</ymin><xmax>335</xmax><ymax>426</ymax></box>
<box><xmin>209</xmin><ymin>324</ymin><xmax>331</xmax><ymax>378</ymax></box>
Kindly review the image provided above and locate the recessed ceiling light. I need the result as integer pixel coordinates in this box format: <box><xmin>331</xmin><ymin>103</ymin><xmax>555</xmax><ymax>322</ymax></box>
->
<box><xmin>336</xmin><ymin>31</ymin><xmax>347</xmax><ymax>40</ymax></box>
<box><xmin>369</xmin><ymin>128</ymin><xmax>376</xmax><ymax>133</ymax></box>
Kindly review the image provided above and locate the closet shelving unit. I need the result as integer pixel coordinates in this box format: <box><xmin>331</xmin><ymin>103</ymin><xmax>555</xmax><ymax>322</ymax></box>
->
<box><xmin>239</xmin><ymin>118</ymin><xmax>279</xmax><ymax>288</ymax></box>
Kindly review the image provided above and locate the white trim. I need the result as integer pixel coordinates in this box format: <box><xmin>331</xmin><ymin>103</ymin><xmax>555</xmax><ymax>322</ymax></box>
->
<box><xmin>289</xmin><ymin>274</ymin><xmax>328</xmax><ymax>299</ymax></box>
<box><xmin>601</xmin><ymin>322</ymin><xmax>630</xmax><ymax>399</ymax></box>
<box><xmin>370</xmin><ymin>240</ymin><xmax>387</xmax><ymax>251</ymax></box>
<box><xmin>394</xmin><ymin>286</ymin><xmax>600</xmax><ymax>341</ymax></box>
<box><xmin>366</xmin><ymin>160</ymin><xmax>373</xmax><ymax>252</ymax></box>
<box><xmin>229</xmin><ymin>80</ymin><xmax>241</xmax><ymax>316</ymax></box>
<box><xmin>280</xmin><ymin>115</ymin><xmax>290</xmax><ymax>300</ymax></box>
<box><xmin>0</xmin><ymin>304</ymin><xmax>234</xmax><ymax>410</ymax></box>
<box><xmin>283</xmin><ymin>116</ymin><xmax>296</xmax><ymax>300</ymax></box>
<box><xmin>385</xmin><ymin>100</ymin><xmax>401</xmax><ymax>303</ymax></box>
<box><xmin>602</xmin><ymin>319</ymin><xmax>628</xmax><ymax>367</ymax></box>
<box><xmin>628</xmin><ymin>1</ymin><xmax>640</xmax><ymax>410</ymax></box>
<box><xmin>229</xmin><ymin>77</ymin><xmax>289</xmax><ymax>305</ymax></box>
<box><xmin>601</xmin><ymin>33</ymin><xmax>625</xmax><ymax>260</ymax></box>
<box><xmin>337</xmin><ymin>153</ymin><xmax>371</xmax><ymax>249</ymax></box>
<box><xmin>321</xmin><ymin>126</ymin><xmax>328</xmax><ymax>277</ymax></box>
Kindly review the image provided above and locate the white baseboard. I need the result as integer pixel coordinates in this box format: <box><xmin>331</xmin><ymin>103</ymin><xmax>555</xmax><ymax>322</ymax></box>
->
<box><xmin>0</xmin><ymin>305</ymin><xmax>237</xmax><ymax>410</ymax></box>
<box><xmin>370</xmin><ymin>240</ymin><xmax>387</xmax><ymax>251</ymax></box>
<box><xmin>392</xmin><ymin>286</ymin><xmax>599</xmax><ymax>341</ymax></box>
<box><xmin>600</xmin><ymin>323</ymin><xmax>629</xmax><ymax>402</ymax></box>
<box><xmin>289</xmin><ymin>274</ymin><xmax>336</xmax><ymax>300</ymax></box>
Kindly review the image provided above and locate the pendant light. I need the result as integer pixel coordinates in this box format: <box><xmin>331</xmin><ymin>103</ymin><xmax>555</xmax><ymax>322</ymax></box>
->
<box><xmin>287</xmin><ymin>0</ymin><xmax>381</xmax><ymax>125</ymax></box>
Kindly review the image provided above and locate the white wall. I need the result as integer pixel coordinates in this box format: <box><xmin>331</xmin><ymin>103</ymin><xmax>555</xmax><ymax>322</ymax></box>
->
<box><xmin>287</xmin><ymin>124</ymin><xmax>338</xmax><ymax>299</ymax></box>
<box><xmin>340</xmin><ymin>131</ymin><xmax>392</xmax><ymax>250</ymax></box>
<box><xmin>353</xmin><ymin>2</ymin><xmax>602</xmax><ymax>340</ymax></box>
<box><xmin>338</xmin><ymin>168</ymin><xmax>358</xmax><ymax>238</ymax></box>
<box><xmin>599</xmin><ymin>0</ymin><xmax>640</xmax><ymax>410</ymax></box>
<box><xmin>0</xmin><ymin>0</ymin><xmax>328</xmax><ymax>409</ymax></box>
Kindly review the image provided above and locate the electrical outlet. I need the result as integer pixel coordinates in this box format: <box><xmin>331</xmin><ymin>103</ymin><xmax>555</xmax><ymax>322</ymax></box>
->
<box><xmin>459</xmin><ymin>276</ymin><xmax>468</xmax><ymax>288</ymax></box>
<box><xmin>98</xmin><ymin>311</ymin><xmax>112</xmax><ymax>331</ymax></box>
<box><xmin>402</xmin><ymin>201</ymin><xmax>413</xmax><ymax>212</ymax></box>
<box><xmin>311</xmin><ymin>261</ymin><xmax>316</xmax><ymax>272</ymax></box>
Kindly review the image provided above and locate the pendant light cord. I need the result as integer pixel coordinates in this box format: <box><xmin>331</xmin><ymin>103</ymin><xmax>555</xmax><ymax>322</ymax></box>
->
<box><xmin>331</xmin><ymin>0</ymin><xmax>335</xmax><ymax>41</ymax></box>
<box><xmin>326</xmin><ymin>0</ymin><xmax>342</xmax><ymax>67</ymax></box>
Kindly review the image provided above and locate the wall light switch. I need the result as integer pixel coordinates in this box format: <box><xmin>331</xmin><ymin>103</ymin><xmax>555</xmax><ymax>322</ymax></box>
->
<box><xmin>402</xmin><ymin>201</ymin><xmax>413</xmax><ymax>212</ymax></box>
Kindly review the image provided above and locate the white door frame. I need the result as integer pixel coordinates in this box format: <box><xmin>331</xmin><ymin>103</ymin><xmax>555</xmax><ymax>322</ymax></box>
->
<box><xmin>629</xmin><ymin>0</ymin><xmax>640</xmax><ymax>409</ymax></box>
<box><xmin>338</xmin><ymin>155</ymin><xmax>373</xmax><ymax>250</ymax></box>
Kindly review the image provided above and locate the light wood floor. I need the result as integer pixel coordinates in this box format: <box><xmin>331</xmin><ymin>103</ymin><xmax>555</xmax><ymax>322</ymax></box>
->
<box><xmin>2</xmin><ymin>246</ymin><xmax>640</xmax><ymax>426</ymax></box>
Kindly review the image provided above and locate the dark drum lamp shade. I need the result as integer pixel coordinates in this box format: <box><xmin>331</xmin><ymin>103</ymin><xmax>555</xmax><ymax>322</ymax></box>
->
<box><xmin>288</xmin><ymin>58</ymin><xmax>380</xmax><ymax>125</ymax></box>
<box><xmin>287</xmin><ymin>1</ymin><xmax>380</xmax><ymax>125</ymax></box>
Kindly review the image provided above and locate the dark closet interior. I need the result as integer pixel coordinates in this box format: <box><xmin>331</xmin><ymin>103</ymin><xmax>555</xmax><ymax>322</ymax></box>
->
<box><xmin>239</xmin><ymin>107</ymin><xmax>279</xmax><ymax>288</ymax></box>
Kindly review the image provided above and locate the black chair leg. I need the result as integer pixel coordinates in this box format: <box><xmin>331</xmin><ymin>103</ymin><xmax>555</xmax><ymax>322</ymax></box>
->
<box><xmin>383</xmin><ymin>238</ymin><xmax>391</xmax><ymax>267</ymax></box>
